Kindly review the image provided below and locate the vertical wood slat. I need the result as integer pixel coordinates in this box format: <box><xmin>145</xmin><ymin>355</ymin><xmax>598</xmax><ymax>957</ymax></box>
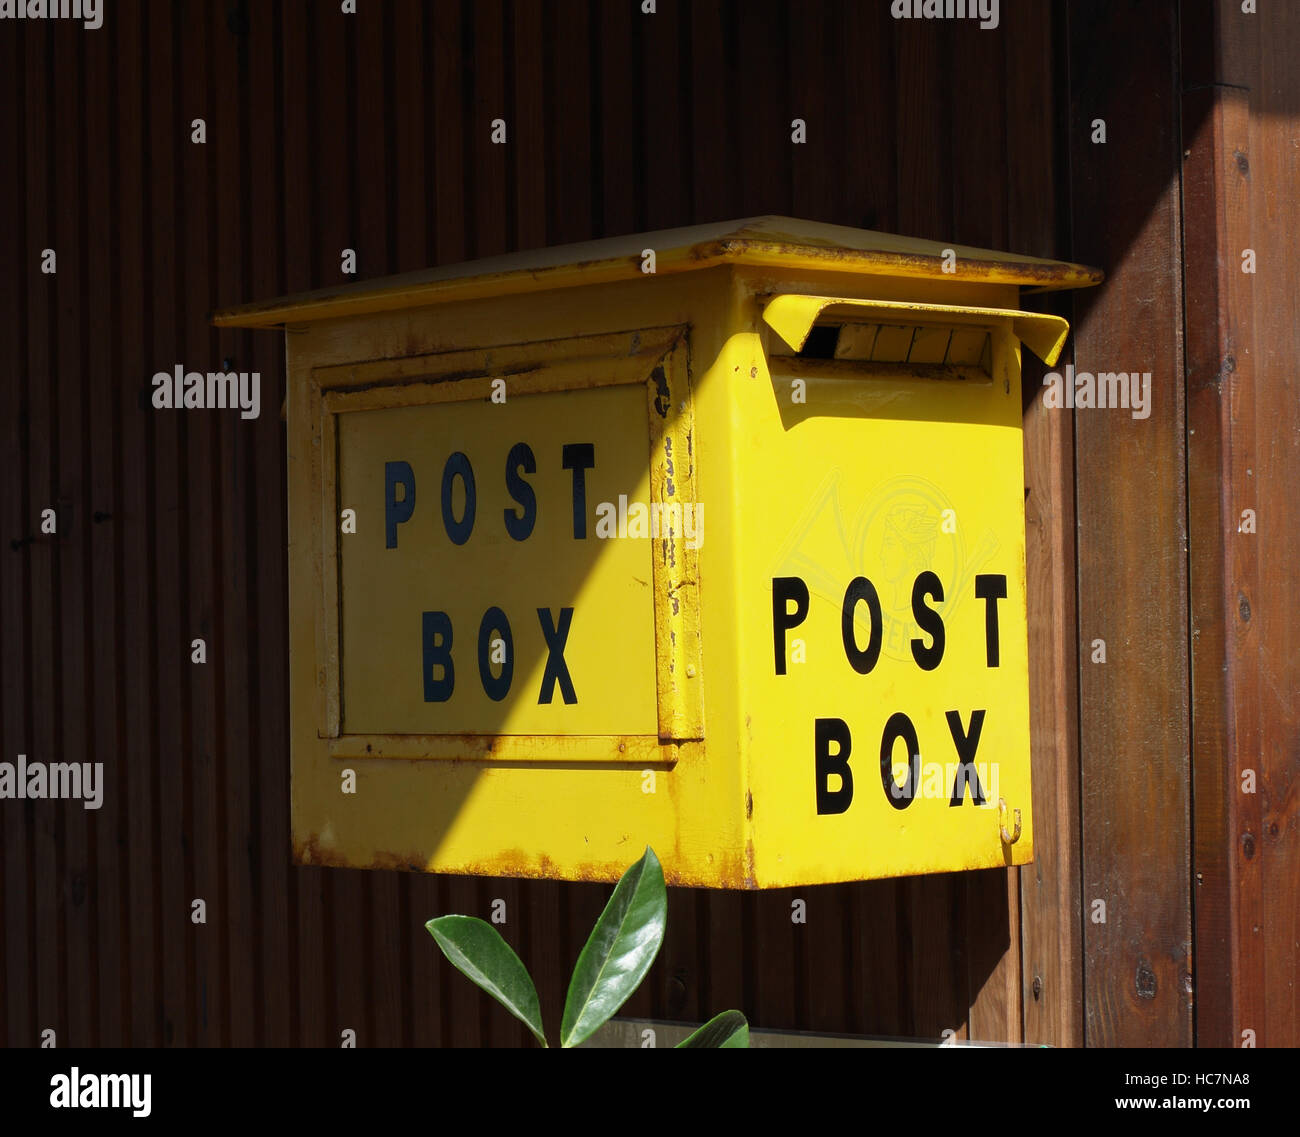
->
<box><xmin>83</xmin><ymin>13</ymin><xmax>127</xmax><ymax>1050</ymax></box>
<box><xmin>1067</xmin><ymin>0</ymin><xmax>1193</xmax><ymax>1049</ymax></box>
<box><xmin>146</xmin><ymin>1</ymin><xmax>196</xmax><ymax>1049</ymax></box>
<box><xmin>1242</xmin><ymin>1</ymin><xmax>1300</xmax><ymax>1050</ymax></box>
<box><xmin>54</xmin><ymin>18</ymin><xmax>94</xmax><ymax>1050</ymax></box>
<box><xmin>26</xmin><ymin>17</ymin><xmax>65</xmax><ymax>1052</ymax></box>
<box><xmin>1185</xmin><ymin>0</ymin><xmax>1300</xmax><ymax>1049</ymax></box>
<box><xmin>1010</xmin><ymin>0</ymin><xmax>1083</xmax><ymax>1050</ymax></box>
<box><xmin>0</xmin><ymin>10</ymin><xmax>33</xmax><ymax>1051</ymax></box>
<box><xmin>209</xmin><ymin>0</ymin><xmax>259</xmax><ymax>1050</ymax></box>
<box><xmin>114</xmin><ymin>3</ymin><xmax>161</xmax><ymax>1048</ymax></box>
<box><xmin>177</xmin><ymin>0</ymin><xmax>222</xmax><ymax>1049</ymax></box>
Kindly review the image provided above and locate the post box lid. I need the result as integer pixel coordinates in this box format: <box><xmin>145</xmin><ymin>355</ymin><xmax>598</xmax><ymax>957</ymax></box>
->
<box><xmin>212</xmin><ymin>215</ymin><xmax>1102</xmax><ymax>329</ymax></box>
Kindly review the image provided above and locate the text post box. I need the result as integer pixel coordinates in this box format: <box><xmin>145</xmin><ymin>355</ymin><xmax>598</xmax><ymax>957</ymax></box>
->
<box><xmin>214</xmin><ymin>217</ymin><xmax>1100</xmax><ymax>888</ymax></box>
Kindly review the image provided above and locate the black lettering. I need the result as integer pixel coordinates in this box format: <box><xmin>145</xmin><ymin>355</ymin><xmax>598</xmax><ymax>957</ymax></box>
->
<box><xmin>909</xmin><ymin>571</ymin><xmax>945</xmax><ymax>671</ymax></box>
<box><xmin>975</xmin><ymin>575</ymin><xmax>1007</xmax><ymax>667</ymax></box>
<box><xmin>477</xmin><ymin>607</ymin><xmax>514</xmax><ymax>702</ymax></box>
<box><xmin>422</xmin><ymin>611</ymin><xmax>454</xmax><ymax>702</ymax></box>
<box><xmin>841</xmin><ymin>576</ymin><xmax>883</xmax><ymax>674</ymax></box>
<box><xmin>537</xmin><ymin>607</ymin><xmax>577</xmax><ymax>704</ymax></box>
<box><xmin>441</xmin><ymin>452</ymin><xmax>476</xmax><ymax>545</ymax></box>
<box><xmin>815</xmin><ymin>718</ymin><xmax>854</xmax><ymax>815</ymax></box>
<box><xmin>879</xmin><ymin>712</ymin><xmax>919</xmax><ymax>810</ymax></box>
<box><xmin>772</xmin><ymin>576</ymin><xmax>810</xmax><ymax>675</ymax></box>
<box><xmin>503</xmin><ymin>443</ymin><xmax>537</xmax><ymax>541</ymax></box>
<box><xmin>561</xmin><ymin>443</ymin><xmax>595</xmax><ymax>539</ymax></box>
<box><xmin>947</xmin><ymin>709</ymin><xmax>987</xmax><ymax>807</ymax></box>
<box><xmin>384</xmin><ymin>460</ymin><xmax>415</xmax><ymax>549</ymax></box>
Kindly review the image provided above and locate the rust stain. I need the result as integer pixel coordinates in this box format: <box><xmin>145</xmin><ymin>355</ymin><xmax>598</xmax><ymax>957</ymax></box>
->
<box><xmin>651</xmin><ymin>364</ymin><xmax>671</xmax><ymax>418</ymax></box>
<box><xmin>295</xmin><ymin>832</ymin><xmax>754</xmax><ymax>889</ymax></box>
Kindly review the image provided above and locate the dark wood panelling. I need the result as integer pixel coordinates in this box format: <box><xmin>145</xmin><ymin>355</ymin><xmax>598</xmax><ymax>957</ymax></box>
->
<box><xmin>0</xmin><ymin>0</ymin><xmax>1189</xmax><ymax>1048</ymax></box>
<box><xmin>1184</xmin><ymin>0</ymin><xmax>1300</xmax><ymax>1049</ymax></box>
<box><xmin>1067</xmin><ymin>0</ymin><xmax>1193</xmax><ymax>1048</ymax></box>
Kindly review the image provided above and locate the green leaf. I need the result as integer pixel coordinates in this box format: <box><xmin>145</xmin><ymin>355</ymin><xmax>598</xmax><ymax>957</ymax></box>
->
<box><xmin>675</xmin><ymin>1010</ymin><xmax>750</xmax><ymax>1048</ymax></box>
<box><xmin>426</xmin><ymin>915</ymin><xmax>547</xmax><ymax>1047</ymax></box>
<box><xmin>560</xmin><ymin>846</ymin><xmax>667</xmax><ymax>1048</ymax></box>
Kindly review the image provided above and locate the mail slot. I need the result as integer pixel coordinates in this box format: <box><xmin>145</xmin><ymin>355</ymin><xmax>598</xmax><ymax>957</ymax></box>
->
<box><xmin>213</xmin><ymin>217</ymin><xmax>1100</xmax><ymax>888</ymax></box>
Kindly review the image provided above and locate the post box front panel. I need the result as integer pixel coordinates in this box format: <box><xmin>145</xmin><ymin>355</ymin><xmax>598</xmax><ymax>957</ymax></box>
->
<box><xmin>336</xmin><ymin>386</ymin><xmax>659</xmax><ymax>736</ymax></box>
<box><xmin>742</xmin><ymin>326</ymin><xmax>1033</xmax><ymax>883</ymax></box>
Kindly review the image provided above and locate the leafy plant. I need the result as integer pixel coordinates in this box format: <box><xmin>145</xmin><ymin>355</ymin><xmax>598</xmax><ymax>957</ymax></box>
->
<box><xmin>426</xmin><ymin>845</ymin><xmax>749</xmax><ymax>1048</ymax></box>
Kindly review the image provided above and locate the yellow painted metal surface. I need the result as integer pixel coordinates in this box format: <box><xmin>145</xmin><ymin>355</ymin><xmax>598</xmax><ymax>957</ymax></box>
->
<box><xmin>215</xmin><ymin>219</ymin><xmax>1100</xmax><ymax>888</ymax></box>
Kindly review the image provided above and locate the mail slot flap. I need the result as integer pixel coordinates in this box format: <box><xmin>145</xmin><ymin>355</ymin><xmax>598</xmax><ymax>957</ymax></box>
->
<box><xmin>762</xmin><ymin>295</ymin><xmax>1070</xmax><ymax>367</ymax></box>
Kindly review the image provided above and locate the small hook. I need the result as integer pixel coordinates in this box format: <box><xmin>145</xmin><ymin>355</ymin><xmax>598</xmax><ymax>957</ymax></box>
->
<box><xmin>999</xmin><ymin>798</ymin><xmax>1022</xmax><ymax>846</ymax></box>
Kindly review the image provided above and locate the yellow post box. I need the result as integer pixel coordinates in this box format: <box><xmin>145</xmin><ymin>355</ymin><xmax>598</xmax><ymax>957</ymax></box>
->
<box><xmin>213</xmin><ymin>217</ymin><xmax>1100</xmax><ymax>888</ymax></box>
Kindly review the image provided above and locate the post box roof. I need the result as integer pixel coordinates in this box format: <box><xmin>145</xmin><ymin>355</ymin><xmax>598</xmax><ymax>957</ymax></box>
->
<box><xmin>212</xmin><ymin>215</ymin><xmax>1102</xmax><ymax>329</ymax></box>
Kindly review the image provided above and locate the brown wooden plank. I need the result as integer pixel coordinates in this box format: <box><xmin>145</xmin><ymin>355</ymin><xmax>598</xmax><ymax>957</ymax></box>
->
<box><xmin>177</xmin><ymin>1</ymin><xmax>225</xmax><ymax>1049</ymax></box>
<box><xmin>82</xmin><ymin>9</ymin><xmax>127</xmax><ymax>1050</ymax></box>
<box><xmin>1185</xmin><ymin>0</ymin><xmax>1299</xmax><ymax>1049</ymax></box>
<box><xmin>787</xmin><ymin>0</ymin><xmax>832</xmax><ymax>223</ymax></box>
<box><xmin>1067</xmin><ymin>0</ymin><xmax>1193</xmax><ymax>1048</ymax></box>
<box><xmin>642</xmin><ymin>0</ymin><xmax>689</xmax><ymax>231</ymax></box>
<box><xmin>834</xmin><ymin>0</ymin><xmax>895</xmax><ymax>231</ymax></box>
<box><xmin>431</xmin><ymin>0</ymin><xmax>467</xmax><ymax>266</ymax></box>
<box><xmin>53</xmin><ymin>18</ymin><xmax>95</xmax><ymax>1049</ymax></box>
<box><xmin>751</xmin><ymin>888</ymin><xmax>798</xmax><ymax>1031</ymax></box>
<box><xmin>209</xmin><ymin>0</ymin><xmax>262</xmax><ymax>1049</ymax></box>
<box><xmin>548</xmin><ymin>0</ymin><xmax>592</xmax><ymax>245</ymax></box>
<box><xmin>893</xmin><ymin>16</ymin><xmax>952</xmax><ymax>242</ymax></box>
<box><xmin>688</xmin><ymin>0</ymin><xmax>733</xmax><ymax>223</ymax></box>
<box><xmin>146</xmin><ymin>2</ymin><xmax>196</xmax><ymax>1048</ymax></box>
<box><xmin>852</xmin><ymin>880</ymin><xmax>903</xmax><ymax>1037</ymax></box>
<box><xmin>113</xmin><ymin>2</ymin><xmax>161</xmax><ymax>1047</ymax></box>
<box><xmin>597</xmin><ymin>0</ymin><xmax>636</xmax><ymax>238</ymax></box>
<box><xmin>25</xmin><ymin>16</ymin><xmax>66</xmax><ymax>1052</ymax></box>
<box><xmin>0</xmin><ymin>14</ymin><xmax>34</xmax><ymax>1051</ymax></box>
<box><xmin>1180</xmin><ymin>0</ymin><xmax>1241</xmax><ymax>1050</ymax></box>
<box><xmin>1248</xmin><ymin>0</ymin><xmax>1300</xmax><ymax>1050</ymax></box>
<box><xmin>512</xmin><ymin>0</ymin><xmax>548</xmax><ymax>250</ymax></box>
<box><xmin>736</xmin><ymin>0</ymin><xmax>790</xmax><ymax>217</ymax></box>
<box><xmin>393</xmin><ymin>0</ymin><xmax>429</xmax><ymax>271</ymax></box>
<box><xmin>1009</xmin><ymin>0</ymin><xmax>1083</xmax><ymax>1050</ymax></box>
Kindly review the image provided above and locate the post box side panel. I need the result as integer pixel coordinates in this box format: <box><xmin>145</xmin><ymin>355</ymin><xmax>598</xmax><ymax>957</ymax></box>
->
<box><xmin>286</xmin><ymin>271</ymin><xmax>751</xmax><ymax>886</ymax></box>
<box><xmin>731</xmin><ymin>270</ymin><xmax>1034</xmax><ymax>887</ymax></box>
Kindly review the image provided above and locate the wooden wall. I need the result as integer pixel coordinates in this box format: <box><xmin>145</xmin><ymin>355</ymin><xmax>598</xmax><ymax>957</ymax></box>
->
<box><xmin>1</xmin><ymin>0</ymin><xmax>1290</xmax><ymax>1049</ymax></box>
